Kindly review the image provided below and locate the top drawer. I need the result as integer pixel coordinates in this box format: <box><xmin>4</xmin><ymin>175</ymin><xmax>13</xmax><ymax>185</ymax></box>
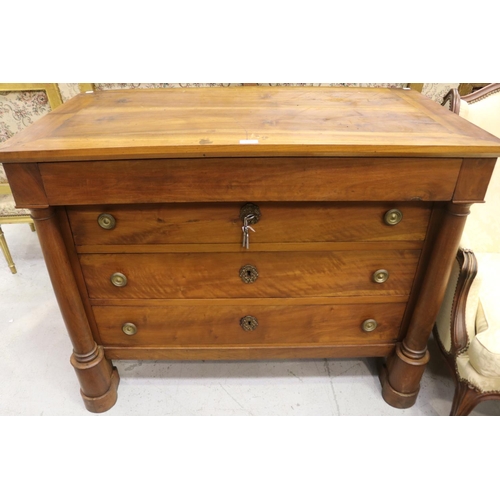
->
<box><xmin>40</xmin><ymin>157</ymin><xmax>461</xmax><ymax>205</ymax></box>
<box><xmin>67</xmin><ymin>202</ymin><xmax>431</xmax><ymax>246</ymax></box>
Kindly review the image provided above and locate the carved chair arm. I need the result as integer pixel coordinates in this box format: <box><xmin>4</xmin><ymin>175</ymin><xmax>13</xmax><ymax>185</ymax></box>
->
<box><xmin>449</xmin><ymin>249</ymin><xmax>479</xmax><ymax>356</ymax></box>
<box><xmin>442</xmin><ymin>88</ymin><xmax>461</xmax><ymax>114</ymax></box>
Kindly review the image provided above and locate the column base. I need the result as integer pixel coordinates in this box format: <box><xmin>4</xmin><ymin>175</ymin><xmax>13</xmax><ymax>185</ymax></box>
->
<box><xmin>379</xmin><ymin>363</ymin><xmax>420</xmax><ymax>409</ymax></box>
<box><xmin>71</xmin><ymin>345</ymin><xmax>120</xmax><ymax>413</ymax></box>
<box><xmin>378</xmin><ymin>342</ymin><xmax>430</xmax><ymax>409</ymax></box>
<box><xmin>81</xmin><ymin>367</ymin><xmax>120</xmax><ymax>413</ymax></box>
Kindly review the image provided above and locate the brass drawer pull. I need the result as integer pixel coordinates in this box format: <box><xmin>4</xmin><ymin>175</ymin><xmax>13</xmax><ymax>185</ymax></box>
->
<box><xmin>98</xmin><ymin>213</ymin><xmax>116</xmax><ymax>230</ymax></box>
<box><xmin>122</xmin><ymin>322</ymin><xmax>138</xmax><ymax>336</ymax></box>
<box><xmin>239</xmin><ymin>264</ymin><xmax>259</xmax><ymax>283</ymax></box>
<box><xmin>362</xmin><ymin>319</ymin><xmax>378</xmax><ymax>332</ymax></box>
<box><xmin>372</xmin><ymin>269</ymin><xmax>389</xmax><ymax>284</ymax></box>
<box><xmin>111</xmin><ymin>272</ymin><xmax>128</xmax><ymax>287</ymax></box>
<box><xmin>240</xmin><ymin>315</ymin><xmax>258</xmax><ymax>331</ymax></box>
<box><xmin>384</xmin><ymin>209</ymin><xmax>403</xmax><ymax>226</ymax></box>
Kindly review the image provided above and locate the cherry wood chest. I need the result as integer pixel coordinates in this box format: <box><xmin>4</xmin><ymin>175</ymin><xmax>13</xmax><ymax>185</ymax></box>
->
<box><xmin>2</xmin><ymin>87</ymin><xmax>500</xmax><ymax>412</ymax></box>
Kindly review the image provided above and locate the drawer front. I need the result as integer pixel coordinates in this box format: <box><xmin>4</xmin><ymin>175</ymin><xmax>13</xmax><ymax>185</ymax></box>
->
<box><xmin>68</xmin><ymin>202</ymin><xmax>431</xmax><ymax>247</ymax></box>
<box><xmin>81</xmin><ymin>250</ymin><xmax>420</xmax><ymax>299</ymax></box>
<box><xmin>40</xmin><ymin>157</ymin><xmax>461</xmax><ymax>204</ymax></box>
<box><xmin>93</xmin><ymin>303</ymin><xmax>407</xmax><ymax>347</ymax></box>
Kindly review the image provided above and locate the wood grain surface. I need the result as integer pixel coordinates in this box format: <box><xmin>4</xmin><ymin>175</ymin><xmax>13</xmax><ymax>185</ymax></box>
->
<box><xmin>93</xmin><ymin>302</ymin><xmax>407</xmax><ymax>347</ymax></box>
<box><xmin>102</xmin><ymin>344</ymin><xmax>396</xmax><ymax>361</ymax></box>
<box><xmin>40</xmin><ymin>157</ymin><xmax>461</xmax><ymax>204</ymax></box>
<box><xmin>1</xmin><ymin>87</ymin><xmax>500</xmax><ymax>161</ymax></box>
<box><xmin>68</xmin><ymin>202</ymin><xmax>432</xmax><ymax>246</ymax></box>
<box><xmin>80</xmin><ymin>250</ymin><xmax>420</xmax><ymax>299</ymax></box>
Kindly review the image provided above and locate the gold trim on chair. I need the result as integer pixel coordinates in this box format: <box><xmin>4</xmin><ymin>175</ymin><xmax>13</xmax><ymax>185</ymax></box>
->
<box><xmin>407</xmin><ymin>83</ymin><xmax>424</xmax><ymax>93</ymax></box>
<box><xmin>78</xmin><ymin>83</ymin><xmax>95</xmax><ymax>93</ymax></box>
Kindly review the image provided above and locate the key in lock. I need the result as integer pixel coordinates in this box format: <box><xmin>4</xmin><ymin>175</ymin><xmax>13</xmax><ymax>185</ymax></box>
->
<box><xmin>242</xmin><ymin>214</ymin><xmax>256</xmax><ymax>249</ymax></box>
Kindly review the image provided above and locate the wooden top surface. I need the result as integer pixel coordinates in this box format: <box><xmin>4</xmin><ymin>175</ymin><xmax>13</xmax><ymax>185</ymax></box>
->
<box><xmin>1</xmin><ymin>87</ymin><xmax>500</xmax><ymax>162</ymax></box>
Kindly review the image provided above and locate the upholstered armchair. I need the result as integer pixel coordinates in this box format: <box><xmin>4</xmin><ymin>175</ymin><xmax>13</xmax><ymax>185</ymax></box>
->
<box><xmin>435</xmin><ymin>84</ymin><xmax>500</xmax><ymax>415</ymax></box>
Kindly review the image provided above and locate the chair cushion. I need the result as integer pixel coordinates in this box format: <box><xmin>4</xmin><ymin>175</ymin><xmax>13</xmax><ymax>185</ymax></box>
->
<box><xmin>456</xmin><ymin>355</ymin><xmax>500</xmax><ymax>392</ymax></box>
<box><xmin>467</xmin><ymin>253</ymin><xmax>500</xmax><ymax>378</ymax></box>
<box><xmin>0</xmin><ymin>165</ymin><xmax>7</xmax><ymax>183</ymax></box>
<box><xmin>0</xmin><ymin>194</ymin><xmax>31</xmax><ymax>216</ymax></box>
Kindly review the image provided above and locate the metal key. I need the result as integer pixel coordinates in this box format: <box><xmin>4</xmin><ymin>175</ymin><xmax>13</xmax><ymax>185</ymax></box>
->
<box><xmin>242</xmin><ymin>214</ymin><xmax>256</xmax><ymax>249</ymax></box>
<box><xmin>242</xmin><ymin>223</ymin><xmax>255</xmax><ymax>249</ymax></box>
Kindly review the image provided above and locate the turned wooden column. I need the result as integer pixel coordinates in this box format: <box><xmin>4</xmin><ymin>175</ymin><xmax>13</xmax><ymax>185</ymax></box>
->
<box><xmin>381</xmin><ymin>202</ymin><xmax>471</xmax><ymax>407</ymax></box>
<box><xmin>381</xmin><ymin>157</ymin><xmax>496</xmax><ymax>408</ymax></box>
<box><xmin>31</xmin><ymin>207</ymin><xmax>119</xmax><ymax>412</ymax></box>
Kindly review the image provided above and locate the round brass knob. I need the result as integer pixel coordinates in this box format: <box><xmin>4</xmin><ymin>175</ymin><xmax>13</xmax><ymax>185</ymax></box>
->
<box><xmin>122</xmin><ymin>322</ymin><xmax>138</xmax><ymax>336</ymax></box>
<box><xmin>110</xmin><ymin>272</ymin><xmax>128</xmax><ymax>287</ymax></box>
<box><xmin>239</xmin><ymin>264</ymin><xmax>259</xmax><ymax>284</ymax></box>
<box><xmin>384</xmin><ymin>209</ymin><xmax>403</xmax><ymax>226</ymax></box>
<box><xmin>372</xmin><ymin>269</ymin><xmax>389</xmax><ymax>284</ymax></box>
<box><xmin>240</xmin><ymin>315</ymin><xmax>259</xmax><ymax>331</ymax></box>
<box><xmin>362</xmin><ymin>319</ymin><xmax>378</xmax><ymax>332</ymax></box>
<box><xmin>97</xmin><ymin>213</ymin><xmax>116</xmax><ymax>230</ymax></box>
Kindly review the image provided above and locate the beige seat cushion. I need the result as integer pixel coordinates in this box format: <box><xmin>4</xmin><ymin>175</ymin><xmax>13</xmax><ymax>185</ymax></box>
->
<box><xmin>464</xmin><ymin>253</ymin><xmax>500</xmax><ymax>382</ymax></box>
<box><xmin>0</xmin><ymin>165</ymin><xmax>7</xmax><ymax>183</ymax></box>
<box><xmin>0</xmin><ymin>194</ymin><xmax>31</xmax><ymax>216</ymax></box>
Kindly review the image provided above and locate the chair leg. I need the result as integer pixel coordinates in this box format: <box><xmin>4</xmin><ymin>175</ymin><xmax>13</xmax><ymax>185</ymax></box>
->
<box><xmin>450</xmin><ymin>380</ymin><xmax>481</xmax><ymax>416</ymax></box>
<box><xmin>29</xmin><ymin>223</ymin><xmax>36</xmax><ymax>232</ymax></box>
<box><xmin>0</xmin><ymin>225</ymin><xmax>17</xmax><ymax>274</ymax></box>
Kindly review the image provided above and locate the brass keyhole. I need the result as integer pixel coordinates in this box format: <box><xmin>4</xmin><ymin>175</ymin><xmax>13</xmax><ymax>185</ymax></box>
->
<box><xmin>239</xmin><ymin>265</ymin><xmax>259</xmax><ymax>284</ymax></box>
<box><xmin>239</xmin><ymin>203</ymin><xmax>261</xmax><ymax>224</ymax></box>
<box><xmin>240</xmin><ymin>315</ymin><xmax>258</xmax><ymax>331</ymax></box>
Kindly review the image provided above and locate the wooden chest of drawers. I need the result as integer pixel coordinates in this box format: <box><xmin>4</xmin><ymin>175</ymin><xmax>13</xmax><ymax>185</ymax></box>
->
<box><xmin>2</xmin><ymin>87</ymin><xmax>500</xmax><ymax>413</ymax></box>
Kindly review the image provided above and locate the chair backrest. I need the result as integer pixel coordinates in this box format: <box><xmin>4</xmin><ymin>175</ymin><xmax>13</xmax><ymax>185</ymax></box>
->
<box><xmin>445</xmin><ymin>84</ymin><xmax>500</xmax><ymax>252</ymax></box>
<box><xmin>0</xmin><ymin>84</ymin><xmax>68</xmax><ymax>194</ymax></box>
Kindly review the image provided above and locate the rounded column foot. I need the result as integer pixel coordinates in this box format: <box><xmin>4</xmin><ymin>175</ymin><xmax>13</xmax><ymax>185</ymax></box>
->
<box><xmin>70</xmin><ymin>345</ymin><xmax>120</xmax><ymax>413</ymax></box>
<box><xmin>379</xmin><ymin>364</ymin><xmax>420</xmax><ymax>408</ymax></box>
<box><xmin>81</xmin><ymin>367</ymin><xmax>120</xmax><ymax>413</ymax></box>
<box><xmin>379</xmin><ymin>343</ymin><xmax>430</xmax><ymax>409</ymax></box>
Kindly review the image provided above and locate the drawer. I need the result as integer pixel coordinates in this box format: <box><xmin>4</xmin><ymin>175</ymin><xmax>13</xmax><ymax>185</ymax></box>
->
<box><xmin>93</xmin><ymin>303</ymin><xmax>407</xmax><ymax>347</ymax></box>
<box><xmin>68</xmin><ymin>202</ymin><xmax>432</xmax><ymax>247</ymax></box>
<box><xmin>40</xmin><ymin>157</ymin><xmax>461</xmax><ymax>204</ymax></box>
<box><xmin>80</xmin><ymin>250</ymin><xmax>420</xmax><ymax>299</ymax></box>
